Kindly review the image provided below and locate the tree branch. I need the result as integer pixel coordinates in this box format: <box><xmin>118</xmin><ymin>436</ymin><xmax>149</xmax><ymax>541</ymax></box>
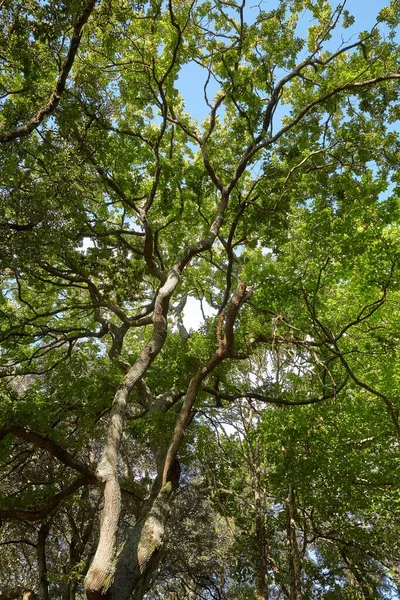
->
<box><xmin>0</xmin><ymin>0</ymin><xmax>98</xmax><ymax>143</ymax></box>
<box><xmin>161</xmin><ymin>282</ymin><xmax>250</xmax><ymax>486</ymax></box>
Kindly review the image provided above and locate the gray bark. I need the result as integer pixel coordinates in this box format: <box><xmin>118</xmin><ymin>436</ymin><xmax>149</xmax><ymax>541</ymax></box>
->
<box><xmin>84</xmin><ymin>270</ymin><xmax>180</xmax><ymax>598</ymax></box>
<box><xmin>109</xmin><ymin>462</ymin><xmax>180</xmax><ymax>600</ymax></box>
<box><xmin>85</xmin><ymin>189</ymin><xmax>232</xmax><ymax>598</ymax></box>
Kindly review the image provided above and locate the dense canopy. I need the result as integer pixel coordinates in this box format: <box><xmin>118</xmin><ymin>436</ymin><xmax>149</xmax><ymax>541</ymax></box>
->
<box><xmin>1</xmin><ymin>0</ymin><xmax>400</xmax><ymax>598</ymax></box>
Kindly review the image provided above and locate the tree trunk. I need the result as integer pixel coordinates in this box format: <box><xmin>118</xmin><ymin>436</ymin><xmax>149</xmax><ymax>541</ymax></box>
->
<box><xmin>285</xmin><ymin>485</ymin><xmax>302</xmax><ymax>600</ymax></box>
<box><xmin>85</xmin><ymin>270</ymin><xmax>180</xmax><ymax>599</ymax></box>
<box><xmin>252</xmin><ymin>440</ymin><xmax>268</xmax><ymax>600</ymax></box>
<box><xmin>37</xmin><ymin>522</ymin><xmax>50</xmax><ymax>600</ymax></box>
<box><xmin>109</xmin><ymin>470</ymin><xmax>178</xmax><ymax>600</ymax></box>
<box><xmin>63</xmin><ymin>580</ymin><xmax>77</xmax><ymax>600</ymax></box>
<box><xmin>254</xmin><ymin>507</ymin><xmax>268</xmax><ymax>600</ymax></box>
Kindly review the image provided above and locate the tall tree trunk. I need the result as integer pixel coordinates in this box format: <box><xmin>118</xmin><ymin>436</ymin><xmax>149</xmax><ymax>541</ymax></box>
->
<box><xmin>109</xmin><ymin>462</ymin><xmax>180</xmax><ymax>600</ymax></box>
<box><xmin>251</xmin><ymin>438</ymin><xmax>268</xmax><ymax>600</ymax></box>
<box><xmin>85</xmin><ymin>280</ymin><xmax>244</xmax><ymax>599</ymax></box>
<box><xmin>37</xmin><ymin>522</ymin><xmax>50</xmax><ymax>600</ymax></box>
<box><xmin>285</xmin><ymin>485</ymin><xmax>302</xmax><ymax>600</ymax></box>
<box><xmin>63</xmin><ymin>527</ymin><xmax>79</xmax><ymax>600</ymax></box>
<box><xmin>84</xmin><ymin>270</ymin><xmax>180</xmax><ymax>599</ymax></box>
<box><xmin>254</xmin><ymin>505</ymin><xmax>268</xmax><ymax>600</ymax></box>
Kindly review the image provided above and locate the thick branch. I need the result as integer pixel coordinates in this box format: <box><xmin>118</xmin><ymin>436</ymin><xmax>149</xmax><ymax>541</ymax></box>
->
<box><xmin>0</xmin><ymin>591</ymin><xmax>36</xmax><ymax>600</ymax></box>
<box><xmin>161</xmin><ymin>282</ymin><xmax>249</xmax><ymax>486</ymax></box>
<box><xmin>0</xmin><ymin>477</ymin><xmax>89</xmax><ymax>521</ymax></box>
<box><xmin>0</xmin><ymin>0</ymin><xmax>98</xmax><ymax>143</ymax></box>
<box><xmin>0</xmin><ymin>222</ymin><xmax>35</xmax><ymax>231</ymax></box>
<box><xmin>203</xmin><ymin>375</ymin><xmax>348</xmax><ymax>407</ymax></box>
<box><xmin>1</xmin><ymin>426</ymin><xmax>96</xmax><ymax>480</ymax></box>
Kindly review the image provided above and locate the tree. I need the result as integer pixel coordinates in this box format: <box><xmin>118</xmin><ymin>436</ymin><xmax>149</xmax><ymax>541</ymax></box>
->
<box><xmin>197</xmin><ymin>386</ymin><xmax>400</xmax><ymax>599</ymax></box>
<box><xmin>1</xmin><ymin>0</ymin><xmax>400</xmax><ymax>598</ymax></box>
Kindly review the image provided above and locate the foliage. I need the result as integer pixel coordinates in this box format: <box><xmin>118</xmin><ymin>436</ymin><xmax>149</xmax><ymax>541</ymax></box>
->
<box><xmin>1</xmin><ymin>0</ymin><xmax>400</xmax><ymax>598</ymax></box>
